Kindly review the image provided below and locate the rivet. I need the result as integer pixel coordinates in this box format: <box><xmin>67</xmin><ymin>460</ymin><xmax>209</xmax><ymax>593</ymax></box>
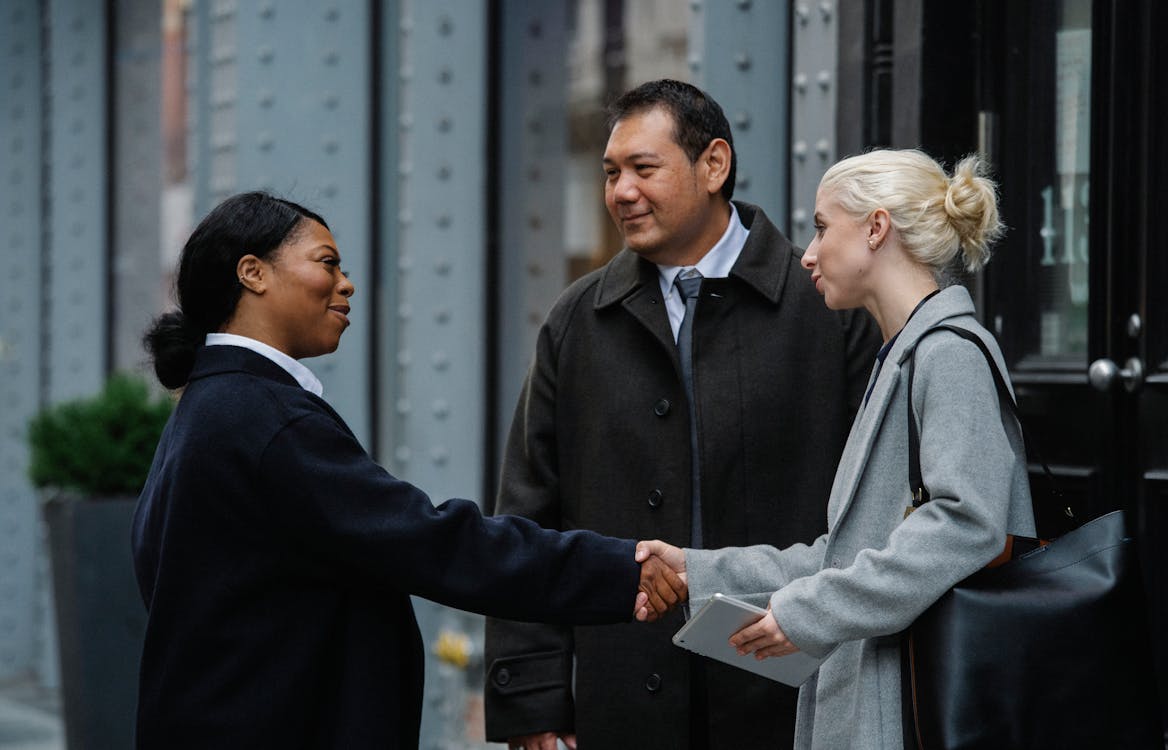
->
<box><xmin>817</xmin><ymin>70</ymin><xmax>832</xmax><ymax>90</ymax></box>
<box><xmin>796</xmin><ymin>4</ymin><xmax>810</xmax><ymax>24</ymax></box>
<box><xmin>323</xmin><ymin>94</ymin><xmax>340</xmax><ymax>110</ymax></box>
<box><xmin>527</xmin><ymin>117</ymin><xmax>543</xmax><ymax>134</ymax></box>
<box><xmin>323</xmin><ymin>50</ymin><xmax>340</xmax><ymax>66</ymax></box>
<box><xmin>396</xmin><ymin>398</ymin><xmax>411</xmax><ymax>415</ymax></box>
<box><xmin>820</xmin><ymin>1</ymin><xmax>834</xmax><ymax>22</ymax></box>
<box><xmin>793</xmin><ymin>72</ymin><xmax>808</xmax><ymax>93</ymax></box>
<box><xmin>399</xmin><ymin>65</ymin><xmax>413</xmax><ymax>82</ymax></box>
<box><xmin>529</xmin><ymin>70</ymin><xmax>542</xmax><ymax>86</ymax></box>
<box><xmin>259</xmin><ymin>4</ymin><xmax>275</xmax><ymax>19</ymax></box>
<box><xmin>793</xmin><ymin>140</ymin><xmax>808</xmax><ymax>160</ymax></box>
<box><xmin>324</xmin><ymin>7</ymin><xmax>340</xmax><ymax>22</ymax></box>
<box><xmin>69</xmin><ymin>118</ymin><xmax>84</xmax><ymax>134</ymax></box>
<box><xmin>431</xmin><ymin>447</ymin><xmax>450</xmax><ymax>466</ymax></box>
<box><xmin>528</xmin><ymin>215</ymin><xmax>542</xmax><ymax>230</ymax></box>
<box><xmin>436</xmin><ymin>214</ymin><xmax>451</xmax><ymax>229</ymax></box>
<box><xmin>735</xmin><ymin>111</ymin><xmax>751</xmax><ymax>130</ymax></box>
<box><xmin>438</xmin><ymin>67</ymin><xmax>453</xmax><ymax>85</ymax></box>
<box><xmin>437</xmin><ymin>165</ymin><xmax>452</xmax><ymax>180</ymax></box>
<box><xmin>322</xmin><ymin>137</ymin><xmax>339</xmax><ymax>154</ymax></box>
<box><xmin>257</xmin><ymin>46</ymin><xmax>274</xmax><ymax>64</ymax></box>
<box><xmin>527</xmin><ymin>167</ymin><xmax>542</xmax><ymax>182</ymax></box>
<box><xmin>737</xmin><ymin>175</ymin><xmax>751</xmax><ymax>190</ymax></box>
<box><xmin>735</xmin><ymin>53</ymin><xmax>752</xmax><ymax>71</ymax></box>
<box><xmin>258</xmin><ymin>133</ymin><xmax>274</xmax><ymax>151</ymax></box>
<box><xmin>528</xmin><ymin>20</ymin><xmax>542</xmax><ymax>38</ymax></box>
<box><xmin>398</xmin><ymin>162</ymin><xmax>413</xmax><ymax>177</ymax></box>
<box><xmin>323</xmin><ymin>183</ymin><xmax>338</xmax><ymax>198</ymax></box>
<box><xmin>398</xmin><ymin>303</ymin><xmax>412</xmax><ymax>320</ymax></box>
<box><xmin>816</xmin><ymin>139</ymin><xmax>831</xmax><ymax>159</ymax></box>
<box><xmin>434</xmin><ymin>259</ymin><xmax>452</xmax><ymax>275</ymax></box>
<box><xmin>437</xmin><ymin>116</ymin><xmax>452</xmax><ymax>133</ymax></box>
<box><xmin>527</xmin><ymin>311</ymin><xmax>542</xmax><ymax>326</ymax></box>
<box><xmin>432</xmin><ymin>400</ymin><xmax>450</xmax><ymax>419</ymax></box>
<box><xmin>398</xmin><ymin>209</ymin><xmax>413</xmax><ymax>226</ymax></box>
<box><xmin>400</xmin><ymin>17</ymin><xmax>414</xmax><ymax>34</ymax></box>
<box><xmin>526</xmin><ymin>262</ymin><xmax>543</xmax><ymax>277</ymax></box>
<box><xmin>432</xmin><ymin>352</ymin><xmax>450</xmax><ymax>371</ymax></box>
<box><xmin>435</xmin><ymin>308</ymin><xmax>451</xmax><ymax>324</ymax></box>
<box><xmin>792</xmin><ymin>208</ymin><xmax>808</xmax><ymax>227</ymax></box>
<box><xmin>399</xmin><ymin>113</ymin><xmax>414</xmax><ymax>131</ymax></box>
<box><xmin>395</xmin><ymin>446</ymin><xmax>411</xmax><ymax>463</ymax></box>
<box><xmin>438</xmin><ymin>16</ymin><xmax>454</xmax><ymax>35</ymax></box>
<box><xmin>397</xmin><ymin>253</ymin><xmax>413</xmax><ymax>271</ymax></box>
<box><xmin>737</xmin><ymin>0</ymin><xmax>752</xmax><ymax>8</ymax></box>
<box><xmin>397</xmin><ymin>349</ymin><xmax>412</xmax><ymax>367</ymax></box>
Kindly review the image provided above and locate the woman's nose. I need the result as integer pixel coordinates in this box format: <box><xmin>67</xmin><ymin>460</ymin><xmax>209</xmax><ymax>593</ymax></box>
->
<box><xmin>339</xmin><ymin>275</ymin><xmax>355</xmax><ymax>297</ymax></box>
<box><xmin>801</xmin><ymin>247</ymin><xmax>817</xmax><ymax>270</ymax></box>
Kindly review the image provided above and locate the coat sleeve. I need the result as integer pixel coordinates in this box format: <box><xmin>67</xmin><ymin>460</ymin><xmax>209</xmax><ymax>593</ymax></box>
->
<box><xmin>770</xmin><ymin>335</ymin><xmax>1018</xmax><ymax>657</ymax></box>
<box><xmin>482</xmin><ymin>317</ymin><xmax>579</xmax><ymax>741</ymax></box>
<box><xmin>259</xmin><ymin>404</ymin><xmax>641</xmax><ymax>626</ymax></box>
<box><xmin>685</xmin><ymin>534</ymin><xmax>828</xmax><ymax>612</ymax></box>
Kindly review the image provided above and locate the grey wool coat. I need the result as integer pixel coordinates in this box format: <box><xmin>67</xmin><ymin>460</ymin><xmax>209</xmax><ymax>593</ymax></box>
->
<box><xmin>686</xmin><ymin>285</ymin><xmax>1037</xmax><ymax>750</ymax></box>
<box><xmin>484</xmin><ymin>203</ymin><xmax>881</xmax><ymax>749</ymax></box>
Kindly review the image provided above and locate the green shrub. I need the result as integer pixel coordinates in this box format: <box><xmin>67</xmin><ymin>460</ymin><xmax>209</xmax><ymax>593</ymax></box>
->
<box><xmin>27</xmin><ymin>374</ymin><xmax>174</xmax><ymax>496</ymax></box>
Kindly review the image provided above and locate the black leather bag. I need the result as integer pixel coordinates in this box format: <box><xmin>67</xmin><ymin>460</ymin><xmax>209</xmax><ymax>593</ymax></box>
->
<box><xmin>903</xmin><ymin>325</ymin><xmax>1163</xmax><ymax>750</ymax></box>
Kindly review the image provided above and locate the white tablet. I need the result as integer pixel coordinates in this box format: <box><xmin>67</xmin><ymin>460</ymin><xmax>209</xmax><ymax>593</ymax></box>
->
<box><xmin>672</xmin><ymin>593</ymin><xmax>828</xmax><ymax>686</ymax></box>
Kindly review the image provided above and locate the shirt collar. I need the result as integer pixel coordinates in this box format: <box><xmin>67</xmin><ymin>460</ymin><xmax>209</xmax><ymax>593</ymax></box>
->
<box><xmin>204</xmin><ymin>333</ymin><xmax>324</xmax><ymax>396</ymax></box>
<box><xmin>656</xmin><ymin>202</ymin><xmax>749</xmax><ymax>289</ymax></box>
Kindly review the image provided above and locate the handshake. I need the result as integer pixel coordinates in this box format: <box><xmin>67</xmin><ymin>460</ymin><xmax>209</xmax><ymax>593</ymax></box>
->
<box><xmin>632</xmin><ymin>540</ymin><xmax>687</xmax><ymax>623</ymax></box>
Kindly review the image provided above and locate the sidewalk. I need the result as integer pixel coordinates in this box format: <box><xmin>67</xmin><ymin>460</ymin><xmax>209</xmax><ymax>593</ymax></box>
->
<box><xmin>0</xmin><ymin>679</ymin><xmax>63</xmax><ymax>750</ymax></box>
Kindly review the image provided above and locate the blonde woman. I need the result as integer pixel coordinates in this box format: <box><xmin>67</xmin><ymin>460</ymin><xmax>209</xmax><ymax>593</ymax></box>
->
<box><xmin>639</xmin><ymin>149</ymin><xmax>1036</xmax><ymax>748</ymax></box>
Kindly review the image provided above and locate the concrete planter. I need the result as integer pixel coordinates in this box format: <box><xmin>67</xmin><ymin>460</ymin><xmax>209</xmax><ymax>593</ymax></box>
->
<box><xmin>43</xmin><ymin>493</ymin><xmax>143</xmax><ymax>750</ymax></box>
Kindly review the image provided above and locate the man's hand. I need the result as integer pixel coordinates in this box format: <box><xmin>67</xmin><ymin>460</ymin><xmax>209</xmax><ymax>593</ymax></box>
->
<box><xmin>729</xmin><ymin>605</ymin><xmax>798</xmax><ymax>659</ymax></box>
<box><xmin>633</xmin><ymin>540</ymin><xmax>687</xmax><ymax>622</ymax></box>
<box><xmin>507</xmin><ymin>731</ymin><xmax>576</xmax><ymax>750</ymax></box>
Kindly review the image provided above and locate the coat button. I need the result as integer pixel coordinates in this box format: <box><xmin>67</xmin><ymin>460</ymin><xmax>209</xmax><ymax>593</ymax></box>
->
<box><xmin>653</xmin><ymin>398</ymin><xmax>671</xmax><ymax>416</ymax></box>
<box><xmin>494</xmin><ymin>667</ymin><xmax>511</xmax><ymax>687</ymax></box>
<box><xmin>644</xmin><ymin>673</ymin><xmax>662</xmax><ymax>693</ymax></box>
<box><xmin>647</xmin><ymin>489</ymin><xmax>663</xmax><ymax>509</ymax></box>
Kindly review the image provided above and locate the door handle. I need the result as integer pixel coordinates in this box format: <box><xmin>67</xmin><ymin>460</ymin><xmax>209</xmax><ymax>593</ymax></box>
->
<box><xmin>1087</xmin><ymin>357</ymin><xmax>1145</xmax><ymax>393</ymax></box>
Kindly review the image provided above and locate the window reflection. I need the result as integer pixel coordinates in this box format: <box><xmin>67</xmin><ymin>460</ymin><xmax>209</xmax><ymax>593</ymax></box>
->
<box><xmin>1034</xmin><ymin>0</ymin><xmax>1091</xmax><ymax>359</ymax></box>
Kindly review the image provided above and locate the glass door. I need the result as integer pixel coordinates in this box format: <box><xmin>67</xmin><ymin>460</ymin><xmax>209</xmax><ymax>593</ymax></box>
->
<box><xmin>978</xmin><ymin>0</ymin><xmax>1167</xmax><ymax>732</ymax></box>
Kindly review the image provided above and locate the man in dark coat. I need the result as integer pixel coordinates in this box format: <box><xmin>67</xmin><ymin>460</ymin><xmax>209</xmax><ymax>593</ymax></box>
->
<box><xmin>484</xmin><ymin>80</ymin><xmax>880</xmax><ymax>749</ymax></box>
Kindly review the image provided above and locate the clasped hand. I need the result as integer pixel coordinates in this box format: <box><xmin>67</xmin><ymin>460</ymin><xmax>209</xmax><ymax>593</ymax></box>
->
<box><xmin>632</xmin><ymin>540</ymin><xmax>687</xmax><ymax>622</ymax></box>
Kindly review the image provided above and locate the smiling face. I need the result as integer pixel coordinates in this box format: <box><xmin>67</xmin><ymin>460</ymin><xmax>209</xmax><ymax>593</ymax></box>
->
<box><xmin>260</xmin><ymin>219</ymin><xmax>354</xmax><ymax>359</ymax></box>
<box><xmin>602</xmin><ymin>106</ymin><xmax>729</xmax><ymax>267</ymax></box>
<box><xmin>801</xmin><ymin>187</ymin><xmax>874</xmax><ymax>310</ymax></box>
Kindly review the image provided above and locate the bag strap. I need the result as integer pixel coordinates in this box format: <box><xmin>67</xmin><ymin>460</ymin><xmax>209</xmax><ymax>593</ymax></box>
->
<box><xmin>905</xmin><ymin>324</ymin><xmax>1061</xmax><ymax>511</ymax></box>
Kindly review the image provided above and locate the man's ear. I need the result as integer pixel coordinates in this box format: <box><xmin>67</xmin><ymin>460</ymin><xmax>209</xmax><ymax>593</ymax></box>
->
<box><xmin>236</xmin><ymin>254</ymin><xmax>266</xmax><ymax>293</ymax></box>
<box><xmin>703</xmin><ymin>138</ymin><xmax>732</xmax><ymax>197</ymax></box>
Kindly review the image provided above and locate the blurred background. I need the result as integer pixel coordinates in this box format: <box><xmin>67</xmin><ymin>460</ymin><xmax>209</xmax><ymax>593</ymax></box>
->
<box><xmin>1</xmin><ymin>0</ymin><xmax>1164</xmax><ymax>747</ymax></box>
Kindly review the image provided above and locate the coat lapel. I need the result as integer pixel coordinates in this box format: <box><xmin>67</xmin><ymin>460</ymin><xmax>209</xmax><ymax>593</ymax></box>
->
<box><xmin>825</xmin><ymin>286</ymin><xmax>979</xmax><ymax>528</ymax></box>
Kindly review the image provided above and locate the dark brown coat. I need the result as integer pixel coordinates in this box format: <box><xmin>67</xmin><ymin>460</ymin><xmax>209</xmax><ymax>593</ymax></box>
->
<box><xmin>484</xmin><ymin>203</ymin><xmax>880</xmax><ymax>749</ymax></box>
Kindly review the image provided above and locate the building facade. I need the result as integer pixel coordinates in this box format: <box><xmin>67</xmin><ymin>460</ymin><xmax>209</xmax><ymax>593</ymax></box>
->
<box><xmin>1</xmin><ymin>0</ymin><xmax>1163</xmax><ymax>745</ymax></box>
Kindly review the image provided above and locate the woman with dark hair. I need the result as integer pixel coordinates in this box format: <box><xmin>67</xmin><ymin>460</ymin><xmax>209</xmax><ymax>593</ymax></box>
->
<box><xmin>133</xmin><ymin>191</ymin><xmax>683</xmax><ymax>749</ymax></box>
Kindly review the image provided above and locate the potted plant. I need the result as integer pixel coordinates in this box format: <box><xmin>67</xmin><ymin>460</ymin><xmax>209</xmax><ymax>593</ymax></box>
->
<box><xmin>27</xmin><ymin>374</ymin><xmax>173</xmax><ymax>750</ymax></box>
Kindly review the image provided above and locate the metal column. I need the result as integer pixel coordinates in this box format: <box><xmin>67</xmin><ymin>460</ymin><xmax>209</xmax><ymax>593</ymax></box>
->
<box><xmin>494</xmin><ymin>0</ymin><xmax>569</xmax><ymax>471</ymax></box>
<box><xmin>0</xmin><ymin>0</ymin><xmax>47</xmax><ymax>683</ymax></box>
<box><xmin>689</xmin><ymin>0</ymin><xmax>790</xmax><ymax>229</ymax></box>
<box><xmin>789</xmin><ymin>1</ymin><xmax>838</xmax><ymax>242</ymax></box>
<box><xmin>45</xmin><ymin>0</ymin><xmax>109</xmax><ymax>403</ymax></box>
<box><xmin>382</xmin><ymin>1</ymin><xmax>493</xmax><ymax>746</ymax></box>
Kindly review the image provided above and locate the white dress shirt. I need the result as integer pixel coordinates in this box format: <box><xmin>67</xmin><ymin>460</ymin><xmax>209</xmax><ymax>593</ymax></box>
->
<box><xmin>655</xmin><ymin>203</ymin><xmax>750</xmax><ymax>341</ymax></box>
<box><xmin>204</xmin><ymin>332</ymin><xmax>324</xmax><ymax>396</ymax></box>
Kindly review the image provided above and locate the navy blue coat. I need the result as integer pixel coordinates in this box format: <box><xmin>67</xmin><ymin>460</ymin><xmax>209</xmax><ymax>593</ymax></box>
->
<box><xmin>132</xmin><ymin>345</ymin><xmax>639</xmax><ymax>749</ymax></box>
